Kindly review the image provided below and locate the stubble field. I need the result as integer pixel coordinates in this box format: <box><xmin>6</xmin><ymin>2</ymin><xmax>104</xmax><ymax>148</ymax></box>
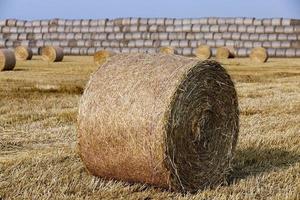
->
<box><xmin>0</xmin><ymin>56</ymin><xmax>299</xmax><ymax>199</ymax></box>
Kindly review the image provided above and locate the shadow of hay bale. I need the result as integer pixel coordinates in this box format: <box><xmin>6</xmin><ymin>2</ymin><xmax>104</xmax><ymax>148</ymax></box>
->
<box><xmin>229</xmin><ymin>147</ymin><xmax>300</xmax><ymax>182</ymax></box>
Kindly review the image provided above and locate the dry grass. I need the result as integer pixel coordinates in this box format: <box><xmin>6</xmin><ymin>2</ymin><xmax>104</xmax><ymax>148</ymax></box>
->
<box><xmin>0</xmin><ymin>56</ymin><xmax>299</xmax><ymax>200</ymax></box>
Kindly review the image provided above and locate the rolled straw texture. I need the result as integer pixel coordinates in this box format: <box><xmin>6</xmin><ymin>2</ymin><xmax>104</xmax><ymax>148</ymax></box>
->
<box><xmin>0</xmin><ymin>49</ymin><xmax>16</xmax><ymax>71</ymax></box>
<box><xmin>78</xmin><ymin>53</ymin><xmax>239</xmax><ymax>193</ymax></box>
<box><xmin>93</xmin><ymin>50</ymin><xmax>116</xmax><ymax>66</ymax></box>
<box><xmin>15</xmin><ymin>46</ymin><xmax>33</xmax><ymax>61</ymax></box>
<box><xmin>216</xmin><ymin>47</ymin><xmax>235</xmax><ymax>59</ymax></box>
<box><xmin>249</xmin><ymin>47</ymin><xmax>268</xmax><ymax>63</ymax></box>
<box><xmin>159</xmin><ymin>46</ymin><xmax>175</xmax><ymax>54</ymax></box>
<box><xmin>194</xmin><ymin>45</ymin><xmax>212</xmax><ymax>59</ymax></box>
<box><xmin>41</xmin><ymin>46</ymin><xmax>64</xmax><ymax>62</ymax></box>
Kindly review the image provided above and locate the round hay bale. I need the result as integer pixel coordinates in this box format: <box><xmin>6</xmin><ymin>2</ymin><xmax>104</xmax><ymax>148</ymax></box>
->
<box><xmin>0</xmin><ymin>49</ymin><xmax>16</xmax><ymax>71</ymax></box>
<box><xmin>41</xmin><ymin>46</ymin><xmax>64</xmax><ymax>62</ymax></box>
<box><xmin>249</xmin><ymin>47</ymin><xmax>268</xmax><ymax>63</ymax></box>
<box><xmin>15</xmin><ymin>46</ymin><xmax>33</xmax><ymax>61</ymax></box>
<box><xmin>78</xmin><ymin>53</ymin><xmax>239</xmax><ymax>193</ymax></box>
<box><xmin>216</xmin><ymin>47</ymin><xmax>235</xmax><ymax>59</ymax></box>
<box><xmin>159</xmin><ymin>46</ymin><xmax>175</xmax><ymax>54</ymax></box>
<box><xmin>194</xmin><ymin>45</ymin><xmax>212</xmax><ymax>59</ymax></box>
<box><xmin>93</xmin><ymin>50</ymin><xmax>116</xmax><ymax>66</ymax></box>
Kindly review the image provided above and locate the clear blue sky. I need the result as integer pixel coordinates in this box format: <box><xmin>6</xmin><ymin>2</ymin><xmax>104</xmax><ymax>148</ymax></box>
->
<box><xmin>0</xmin><ymin>0</ymin><xmax>299</xmax><ymax>20</ymax></box>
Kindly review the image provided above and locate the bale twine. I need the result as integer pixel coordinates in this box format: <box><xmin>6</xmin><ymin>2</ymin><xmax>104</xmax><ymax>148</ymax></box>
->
<box><xmin>15</xmin><ymin>46</ymin><xmax>33</xmax><ymax>61</ymax></box>
<box><xmin>94</xmin><ymin>50</ymin><xmax>116</xmax><ymax>66</ymax></box>
<box><xmin>41</xmin><ymin>46</ymin><xmax>64</xmax><ymax>62</ymax></box>
<box><xmin>249</xmin><ymin>47</ymin><xmax>268</xmax><ymax>63</ymax></box>
<box><xmin>78</xmin><ymin>53</ymin><xmax>239</xmax><ymax>193</ymax></box>
<box><xmin>216</xmin><ymin>47</ymin><xmax>235</xmax><ymax>59</ymax></box>
<box><xmin>0</xmin><ymin>49</ymin><xmax>16</xmax><ymax>71</ymax></box>
<box><xmin>159</xmin><ymin>46</ymin><xmax>175</xmax><ymax>54</ymax></box>
<box><xmin>194</xmin><ymin>45</ymin><xmax>212</xmax><ymax>59</ymax></box>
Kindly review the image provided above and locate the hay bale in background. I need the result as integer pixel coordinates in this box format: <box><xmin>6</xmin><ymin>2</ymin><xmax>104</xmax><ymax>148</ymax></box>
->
<box><xmin>78</xmin><ymin>53</ymin><xmax>239</xmax><ymax>193</ymax></box>
<box><xmin>194</xmin><ymin>45</ymin><xmax>212</xmax><ymax>59</ymax></box>
<box><xmin>15</xmin><ymin>46</ymin><xmax>33</xmax><ymax>61</ymax></box>
<box><xmin>216</xmin><ymin>47</ymin><xmax>235</xmax><ymax>59</ymax></box>
<box><xmin>41</xmin><ymin>46</ymin><xmax>64</xmax><ymax>62</ymax></box>
<box><xmin>93</xmin><ymin>50</ymin><xmax>115</xmax><ymax>66</ymax></box>
<box><xmin>0</xmin><ymin>49</ymin><xmax>16</xmax><ymax>71</ymax></box>
<box><xmin>159</xmin><ymin>46</ymin><xmax>175</xmax><ymax>54</ymax></box>
<box><xmin>250</xmin><ymin>47</ymin><xmax>268</xmax><ymax>63</ymax></box>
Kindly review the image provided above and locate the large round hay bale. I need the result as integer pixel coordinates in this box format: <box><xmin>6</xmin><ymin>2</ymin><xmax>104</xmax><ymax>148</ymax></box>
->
<box><xmin>216</xmin><ymin>47</ymin><xmax>235</xmax><ymax>59</ymax></box>
<box><xmin>78</xmin><ymin>53</ymin><xmax>239</xmax><ymax>193</ymax></box>
<box><xmin>249</xmin><ymin>47</ymin><xmax>268</xmax><ymax>63</ymax></box>
<box><xmin>15</xmin><ymin>46</ymin><xmax>33</xmax><ymax>61</ymax></box>
<box><xmin>93</xmin><ymin>50</ymin><xmax>115</xmax><ymax>66</ymax></box>
<box><xmin>41</xmin><ymin>46</ymin><xmax>64</xmax><ymax>62</ymax></box>
<box><xmin>159</xmin><ymin>46</ymin><xmax>175</xmax><ymax>54</ymax></box>
<box><xmin>194</xmin><ymin>45</ymin><xmax>212</xmax><ymax>59</ymax></box>
<box><xmin>0</xmin><ymin>49</ymin><xmax>16</xmax><ymax>71</ymax></box>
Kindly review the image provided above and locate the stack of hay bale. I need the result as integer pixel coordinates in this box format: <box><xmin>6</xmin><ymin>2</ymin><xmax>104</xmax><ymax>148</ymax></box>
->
<box><xmin>0</xmin><ymin>17</ymin><xmax>299</xmax><ymax>57</ymax></box>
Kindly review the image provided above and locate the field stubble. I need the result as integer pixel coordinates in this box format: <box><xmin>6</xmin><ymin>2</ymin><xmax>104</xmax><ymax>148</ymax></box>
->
<box><xmin>0</xmin><ymin>56</ymin><xmax>299</xmax><ymax>199</ymax></box>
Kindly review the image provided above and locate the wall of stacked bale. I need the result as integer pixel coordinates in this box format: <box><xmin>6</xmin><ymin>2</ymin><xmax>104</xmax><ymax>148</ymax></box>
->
<box><xmin>0</xmin><ymin>17</ymin><xmax>299</xmax><ymax>57</ymax></box>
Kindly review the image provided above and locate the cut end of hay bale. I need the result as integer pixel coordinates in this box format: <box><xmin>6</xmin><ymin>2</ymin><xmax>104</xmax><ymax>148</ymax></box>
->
<box><xmin>194</xmin><ymin>45</ymin><xmax>212</xmax><ymax>59</ymax></box>
<box><xmin>250</xmin><ymin>47</ymin><xmax>268</xmax><ymax>63</ymax></box>
<box><xmin>41</xmin><ymin>46</ymin><xmax>64</xmax><ymax>62</ymax></box>
<box><xmin>78</xmin><ymin>53</ymin><xmax>239</xmax><ymax>193</ymax></box>
<box><xmin>93</xmin><ymin>50</ymin><xmax>115</xmax><ymax>66</ymax></box>
<box><xmin>159</xmin><ymin>46</ymin><xmax>175</xmax><ymax>54</ymax></box>
<box><xmin>0</xmin><ymin>49</ymin><xmax>16</xmax><ymax>71</ymax></box>
<box><xmin>216</xmin><ymin>47</ymin><xmax>235</xmax><ymax>60</ymax></box>
<box><xmin>15</xmin><ymin>46</ymin><xmax>33</xmax><ymax>61</ymax></box>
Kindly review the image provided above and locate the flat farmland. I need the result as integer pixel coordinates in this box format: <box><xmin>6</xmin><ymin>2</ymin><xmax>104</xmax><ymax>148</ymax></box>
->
<box><xmin>0</xmin><ymin>56</ymin><xmax>299</xmax><ymax>199</ymax></box>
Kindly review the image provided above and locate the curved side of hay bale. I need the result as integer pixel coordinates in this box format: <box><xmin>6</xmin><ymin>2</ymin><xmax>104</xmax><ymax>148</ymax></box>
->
<box><xmin>0</xmin><ymin>49</ymin><xmax>16</xmax><ymax>71</ymax></box>
<box><xmin>15</xmin><ymin>46</ymin><xmax>33</xmax><ymax>61</ymax></box>
<box><xmin>249</xmin><ymin>47</ymin><xmax>268</xmax><ymax>63</ymax></box>
<box><xmin>41</xmin><ymin>46</ymin><xmax>64</xmax><ymax>62</ymax></box>
<box><xmin>78</xmin><ymin>53</ymin><xmax>239</xmax><ymax>193</ymax></box>
<box><xmin>159</xmin><ymin>46</ymin><xmax>175</xmax><ymax>54</ymax></box>
<box><xmin>216</xmin><ymin>47</ymin><xmax>236</xmax><ymax>59</ymax></box>
<box><xmin>194</xmin><ymin>45</ymin><xmax>212</xmax><ymax>59</ymax></box>
<box><xmin>93</xmin><ymin>50</ymin><xmax>116</xmax><ymax>66</ymax></box>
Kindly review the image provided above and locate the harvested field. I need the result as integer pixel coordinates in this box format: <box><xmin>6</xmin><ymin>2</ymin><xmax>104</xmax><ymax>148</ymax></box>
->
<box><xmin>0</xmin><ymin>56</ymin><xmax>299</xmax><ymax>199</ymax></box>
